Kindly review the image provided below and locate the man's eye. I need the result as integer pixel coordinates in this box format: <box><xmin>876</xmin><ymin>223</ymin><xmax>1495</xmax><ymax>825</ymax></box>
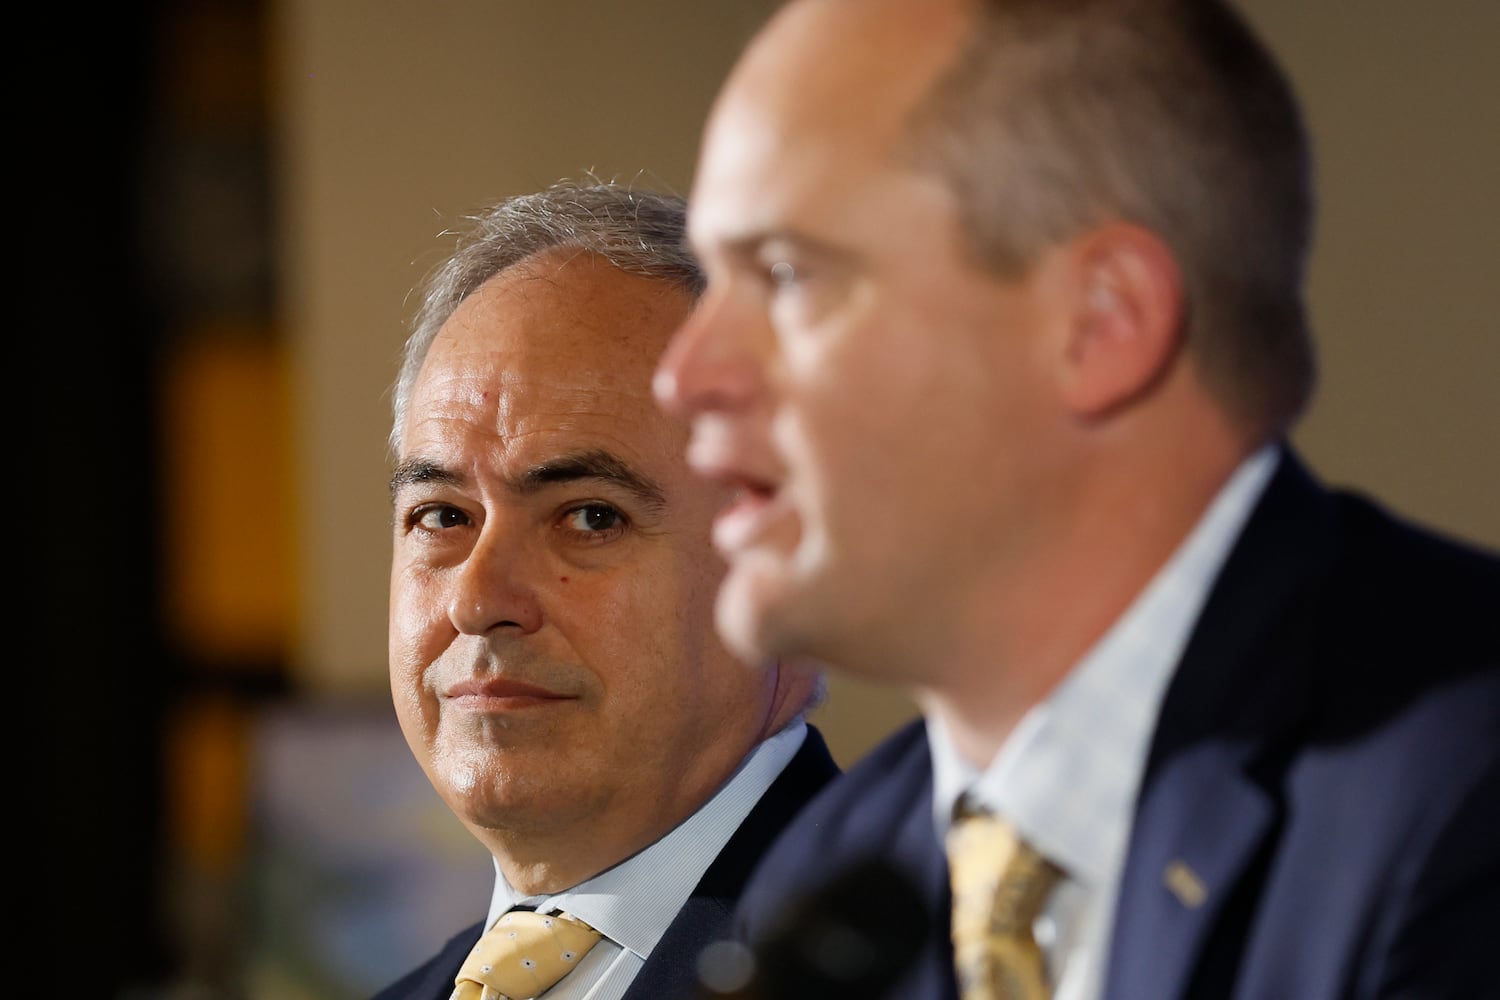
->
<box><xmin>565</xmin><ymin>504</ymin><xmax>624</xmax><ymax>534</ymax></box>
<box><xmin>769</xmin><ymin>260</ymin><xmax>799</xmax><ymax>287</ymax></box>
<box><xmin>413</xmin><ymin>505</ymin><xmax>469</xmax><ymax>531</ymax></box>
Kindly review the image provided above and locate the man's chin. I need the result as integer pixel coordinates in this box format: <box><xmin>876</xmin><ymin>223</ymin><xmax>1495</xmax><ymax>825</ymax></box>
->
<box><xmin>449</xmin><ymin>781</ymin><xmax>584</xmax><ymax>837</ymax></box>
<box><xmin>436</xmin><ymin>747</ymin><xmax>568</xmax><ymax>819</ymax></box>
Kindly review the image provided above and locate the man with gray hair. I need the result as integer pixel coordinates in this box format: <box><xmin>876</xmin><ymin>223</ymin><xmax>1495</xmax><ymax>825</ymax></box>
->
<box><xmin>372</xmin><ymin>177</ymin><xmax>833</xmax><ymax>1000</ymax></box>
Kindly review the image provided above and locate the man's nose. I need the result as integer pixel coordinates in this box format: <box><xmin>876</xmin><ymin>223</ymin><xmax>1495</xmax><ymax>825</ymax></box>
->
<box><xmin>655</xmin><ymin>284</ymin><xmax>769</xmax><ymax>418</ymax></box>
<box><xmin>446</xmin><ymin>517</ymin><xmax>544</xmax><ymax>637</ymax></box>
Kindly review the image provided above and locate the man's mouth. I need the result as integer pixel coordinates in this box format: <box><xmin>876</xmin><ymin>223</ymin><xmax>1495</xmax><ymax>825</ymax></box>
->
<box><xmin>684</xmin><ymin>422</ymin><xmax>789</xmax><ymax>555</ymax></box>
<box><xmin>712</xmin><ymin>475</ymin><xmax>785</xmax><ymax>554</ymax></box>
<box><xmin>443</xmin><ymin>678</ymin><xmax>574</xmax><ymax>710</ymax></box>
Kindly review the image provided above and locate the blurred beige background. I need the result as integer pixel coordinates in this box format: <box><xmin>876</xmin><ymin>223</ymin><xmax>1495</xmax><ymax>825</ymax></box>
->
<box><xmin>272</xmin><ymin>0</ymin><xmax>1498</xmax><ymax>766</ymax></box>
<box><xmin>35</xmin><ymin>4</ymin><xmax>1494</xmax><ymax>998</ymax></box>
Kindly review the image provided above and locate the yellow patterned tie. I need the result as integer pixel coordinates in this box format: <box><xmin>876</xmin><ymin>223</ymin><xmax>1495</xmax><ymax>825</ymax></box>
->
<box><xmin>451</xmin><ymin>910</ymin><xmax>603</xmax><ymax>1000</ymax></box>
<box><xmin>945</xmin><ymin>807</ymin><xmax>1064</xmax><ymax>1000</ymax></box>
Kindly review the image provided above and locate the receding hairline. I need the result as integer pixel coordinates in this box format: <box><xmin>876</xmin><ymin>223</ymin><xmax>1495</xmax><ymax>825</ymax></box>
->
<box><xmin>390</xmin><ymin>179</ymin><xmax>699</xmax><ymax>456</ymax></box>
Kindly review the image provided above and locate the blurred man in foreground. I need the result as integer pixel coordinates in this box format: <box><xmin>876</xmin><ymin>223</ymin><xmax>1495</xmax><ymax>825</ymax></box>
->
<box><xmin>374</xmin><ymin>178</ymin><xmax>832</xmax><ymax>1000</ymax></box>
<box><xmin>655</xmin><ymin>0</ymin><xmax>1500</xmax><ymax>996</ymax></box>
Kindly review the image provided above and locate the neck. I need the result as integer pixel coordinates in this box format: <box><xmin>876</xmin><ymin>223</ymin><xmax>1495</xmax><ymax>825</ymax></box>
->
<box><xmin>919</xmin><ymin>398</ymin><xmax>1259</xmax><ymax>767</ymax></box>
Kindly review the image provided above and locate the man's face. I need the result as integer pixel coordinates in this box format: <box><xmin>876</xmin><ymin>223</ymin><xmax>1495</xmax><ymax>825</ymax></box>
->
<box><xmin>656</xmin><ymin>0</ymin><xmax>1068</xmax><ymax>681</ymax></box>
<box><xmin>390</xmin><ymin>252</ymin><xmax>773</xmax><ymax>879</ymax></box>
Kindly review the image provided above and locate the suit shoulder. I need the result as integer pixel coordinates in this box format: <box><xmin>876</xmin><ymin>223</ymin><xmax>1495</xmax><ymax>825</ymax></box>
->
<box><xmin>1335</xmin><ymin>481</ymin><xmax>1500</xmax><ymax>567</ymax></box>
<box><xmin>798</xmin><ymin>717</ymin><xmax>932</xmax><ymax>828</ymax></box>
<box><xmin>733</xmin><ymin>718</ymin><xmax>936</xmax><ymax>935</ymax></box>
<box><xmin>742</xmin><ymin>717</ymin><xmax>932</xmax><ymax>890</ymax></box>
<box><xmin>1331</xmin><ymin>488</ymin><xmax>1500</xmax><ymax>625</ymax></box>
<box><xmin>367</xmin><ymin>921</ymin><xmax>480</xmax><ymax>1000</ymax></box>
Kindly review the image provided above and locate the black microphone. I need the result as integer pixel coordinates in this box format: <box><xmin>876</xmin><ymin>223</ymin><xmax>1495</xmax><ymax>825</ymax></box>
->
<box><xmin>695</xmin><ymin>858</ymin><xmax>931</xmax><ymax>999</ymax></box>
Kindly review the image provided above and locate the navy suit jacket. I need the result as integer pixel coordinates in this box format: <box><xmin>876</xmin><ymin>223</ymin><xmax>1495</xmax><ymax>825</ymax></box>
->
<box><xmin>371</xmin><ymin>724</ymin><xmax>839</xmax><ymax>1000</ymax></box>
<box><xmin>734</xmin><ymin>448</ymin><xmax>1500</xmax><ymax>999</ymax></box>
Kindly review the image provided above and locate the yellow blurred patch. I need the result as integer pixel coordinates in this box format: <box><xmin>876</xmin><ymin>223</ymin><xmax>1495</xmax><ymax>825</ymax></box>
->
<box><xmin>160</xmin><ymin>327</ymin><xmax>299</xmax><ymax>664</ymax></box>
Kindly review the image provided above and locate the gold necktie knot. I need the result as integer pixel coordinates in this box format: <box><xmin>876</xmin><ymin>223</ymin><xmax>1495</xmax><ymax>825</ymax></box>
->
<box><xmin>945</xmin><ymin>808</ymin><xmax>1063</xmax><ymax>1000</ymax></box>
<box><xmin>452</xmin><ymin>909</ymin><xmax>603</xmax><ymax>1000</ymax></box>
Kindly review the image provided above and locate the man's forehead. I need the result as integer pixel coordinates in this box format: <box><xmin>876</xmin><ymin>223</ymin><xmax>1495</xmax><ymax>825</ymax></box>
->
<box><xmin>692</xmin><ymin>0</ymin><xmax>967</xmax><ymax>239</ymax></box>
<box><xmin>435</xmin><ymin>251</ymin><xmax>689</xmax><ymax>351</ymax></box>
<box><xmin>402</xmin><ymin>371</ymin><xmax>674</xmax><ymax>451</ymax></box>
<box><xmin>414</xmin><ymin>274</ymin><xmax>677</xmax><ymax>412</ymax></box>
<box><xmin>725</xmin><ymin>0</ymin><xmax>965</xmax><ymax>116</ymax></box>
<box><xmin>399</xmin><ymin>340</ymin><xmax>688</xmax><ymax>484</ymax></box>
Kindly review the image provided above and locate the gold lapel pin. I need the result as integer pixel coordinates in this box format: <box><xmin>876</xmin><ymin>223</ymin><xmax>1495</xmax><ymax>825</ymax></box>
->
<box><xmin>1163</xmin><ymin>860</ymin><xmax>1208</xmax><ymax>909</ymax></box>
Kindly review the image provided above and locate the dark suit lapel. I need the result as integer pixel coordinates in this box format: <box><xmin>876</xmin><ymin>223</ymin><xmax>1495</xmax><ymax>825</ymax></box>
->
<box><xmin>1105</xmin><ymin>447</ymin><xmax>1339</xmax><ymax>1000</ymax></box>
<box><xmin>894</xmin><ymin>731</ymin><xmax>962</xmax><ymax>999</ymax></box>
<box><xmin>1106</xmin><ymin>741</ymin><xmax>1277</xmax><ymax>999</ymax></box>
<box><xmin>623</xmin><ymin>725</ymin><xmax>840</xmax><ymax>999</ymax></box>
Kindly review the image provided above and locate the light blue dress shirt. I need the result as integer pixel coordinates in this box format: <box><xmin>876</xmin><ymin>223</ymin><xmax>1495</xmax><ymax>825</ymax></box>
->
<box><xmin>929</xmin><ymin>445</ymin><xmax>1279</xmax><ymax>1000</ymax></box>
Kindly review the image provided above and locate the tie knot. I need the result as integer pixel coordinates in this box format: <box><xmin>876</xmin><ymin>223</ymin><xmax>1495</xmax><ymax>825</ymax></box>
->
<box><xmin>946</xmin><ymin>811</ymin><xmax>1061</xmax><ymax>932</ymax></box>
<box><xmin>945</xmin><ymin>810</ymin><xmax>1064</xmax><ymax>999</ymax></box>
<box><xmin>454</xmin><ymin>910</ymin><xmax>603</xmax><ymax>1000</ymax></box>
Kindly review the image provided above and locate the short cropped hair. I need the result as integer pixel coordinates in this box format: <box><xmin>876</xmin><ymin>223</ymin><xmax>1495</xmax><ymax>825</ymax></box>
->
<box><xmin>906</xmin><ymin>0</ymin><xmax>1317</xmax><ymax>435</ymax></box>
<box><xmin>390</xmin><ymin>178</ymin><xmax>701</xmax><ymax>453</ymax></box>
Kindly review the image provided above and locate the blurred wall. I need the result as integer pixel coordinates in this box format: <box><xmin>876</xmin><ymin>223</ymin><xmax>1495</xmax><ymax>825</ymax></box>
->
<box><xmin>272</xmin><ymin>0</ymin><xmax>1499</xmax><ymax>766</ymax></box>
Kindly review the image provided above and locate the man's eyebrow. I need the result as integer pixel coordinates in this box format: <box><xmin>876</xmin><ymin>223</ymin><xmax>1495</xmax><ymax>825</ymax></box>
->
<box><xmin>389</xmin><ymin>459</ymin><xmax>464</xmax><ymax>499</ymax></box>
<box><xmin>707</xmin><ymin>227</ymin><xmax>849</xmax><ymax>262</ymax></box>
<box><xmin>522</xmin><ymin>450</ymin><xmax>667</xmax><ymax>512</ymax></box>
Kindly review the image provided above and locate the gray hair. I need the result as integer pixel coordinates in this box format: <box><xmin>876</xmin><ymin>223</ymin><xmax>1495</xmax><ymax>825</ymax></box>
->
<box><xmin>389</xmin><ymin>178</ymin><xmax>702</xmax><ymax>454</ymax></box>
<box><xmin>905</xmin><ymin>0</ymin><xmax>1317</xmax><ymax>437</ymax></box>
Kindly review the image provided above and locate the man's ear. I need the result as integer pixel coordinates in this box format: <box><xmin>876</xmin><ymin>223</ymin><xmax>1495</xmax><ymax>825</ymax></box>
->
<box><xmin>1056</xmin><ymin>222</ymin><xmax>1185</xmax><ymax>419</ymax></box>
